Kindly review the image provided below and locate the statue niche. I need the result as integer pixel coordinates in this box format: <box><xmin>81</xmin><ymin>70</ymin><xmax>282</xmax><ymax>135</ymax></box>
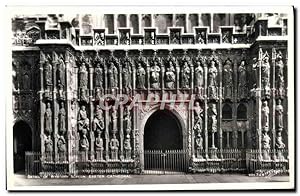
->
<box><xmin>122</xmin><ymin>53</ymin><xmax>132</xmax><ymax>94</ymax></box>
<box><xmin>107</xmin><ymin>59</ymin><xmax>119</xmax><ymax>91</ymax></box>
<box><xmin>275</xmin><ymin>51</ymin><xmax>285</xmax><ymax>97</ymax></box>
<box><xmin>208</xmin><ymin>60</ymin><xmax>218</xmax><ymax>99</ymax></box>
<box><xmin>193</xmin><ymin>101</ymin><xmax>204</xmax><ymax>158</ymax></box>
<box><xmin>78</xmin><ymin>105</ymin><xmax>90</xmax><ymax>151</ymax></box>
<box><xmin>78</xmin><ymin>59</ymin><xmax>89</xmax><ymax>102</ymax></box>
<box><xmin>110</xmin><ymin>106</ymin><xmax>119</xmax><ymax>160</ymax></box>
<box><xmin>93</xmin><ymin>56</ymin><xmax>104</xmax><ymax>90</ymax></box>
<box><xmin>44</xmin><ymin>54</ymin><xmax>53</xmax><ymax>90</ymax></box>
<box><xmin>58</xmin><ymin>102</ymin><xmax>66</xmax><ymax>136</ymax></box>
<box><xmin>165</xmin><ymin>58</ymin><xmax>176</xmax><ymax>89</ymax></box>
<box><xmin>261</xmin><ymin>100</ymin><xmax>269</xmax><ymax>131</ymax></box>
<box><xmin>44</xmin><ymin>102</ymin><xmax>53</xmax><ymax>135</ymax></box>
<box><xmin>57</xmin><ymin>54</ymin><xmax>65</xmax><ymax>88</ymax></box>
<box><xmin>136</xmin><ymin>60</ymin><xmax>146</xmax><ymax>89</ymax></box>
<box><xmin>194</xmin><ymin>58</ymin><xmax>204</xmax><ymax>97</ymax></box>
<box><xmin>150</xmin><ymin>59</ymin><xmax>161</xmax><ymax>89</ymax></box>
<box><xmin>123</xmin><ymin>107</ymin><xmax>132</xmax><ymax>159</ymax></box>
<box><xmin>44</xmin><ymin>134</ymin><xmax>53</xmax><ymax>162</ymax></box>
<box><xmin>275</xmin><ymin>99</ymin><xmax>284</xmax><ymax>131</ymax></box>
<box><xmin>238</xmin><ymin>60</ymin><xmax>247</xmax><ymax>99</ymax></box>
<box><xmin>223</xmin><ymin>59</ymin><xmax>233</xmax><ymax>99</ymax></box>
<box><xmin>181</xmin><ymin>60</ymin><xmax>191</xmax><ymax>89</ymax></box>
<box><xmin>93</xmin><ymin>105</ymin><xmax>104</xmax><ymax>160</ymax></box>
<box><xmin>261</xmin><ymin>52</ymin><xmax>271</xmax><ymax>96</ymax></box>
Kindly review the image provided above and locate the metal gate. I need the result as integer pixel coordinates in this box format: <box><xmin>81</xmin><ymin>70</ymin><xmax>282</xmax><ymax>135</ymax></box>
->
<box><xmin>144</xmin><ymin>149</ymin><xmax>189</xmax><ymax>174</ymax></box>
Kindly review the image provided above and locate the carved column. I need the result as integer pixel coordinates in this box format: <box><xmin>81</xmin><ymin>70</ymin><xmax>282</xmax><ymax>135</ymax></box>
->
<box><xmin>104</xmin><ymin>56</ymin><xmax>108</xmax><ymax>95</ymax></box>
<box><xmin>119</xmin><ymin>52</ymin><xmax>123</xmax><ymax>96</ymax></box>
<box><xmin>161</xmin><ymin>52</ymin><xmax>165</xmax><ymax>94</ymax></box>
<box><xmin>233</xmin><ymin>58</ymin><xmax>238</xmax><ymax>149</ymax></box>
<box><xmin>256</xmin><ymin>48</ymin><xmax>263</xmax><ymax>160</ymax></box>
<box><xmin>271</xmin><ymin>48</ymin><xmax>276</xmax><ymax>160</ymax></box>
<box><xmin>52</xmin><ymin>51</ymin><xmax>58</xmax><ymax>162</ymax></box>
<box><xmin>119</xmin><ymin>106</ymin><xmax>124</xmax><ymax>160</ymax></box>
<box><xmin>176</xmin><ymin>57</ymin><xmax>180</xmax><ymax>95</ymax></box>
<box><xmin>89</xmin><ymin>65</ymin><xmax>94</xmax><ymax>160</ymax></box>
<box><xmin>104</xmin><ymin>102</ymin><xmax>110</xmax><ymax>160</ymax></box>
<box><xmin>203</xmin><ymin>61</ymin><xmax>209</xmax><ymax>159</ymax></box>
<box><xmin>132</xmin><ymin>52</ymin><xmax>136</xmax><ymax>95</ymax></box>
<box><xmin>65</xmin><ymin>51</ymin><xmax>74</xmax><ymax>171</ymax></box>
<box><xmin>146</xmin><ymin>56</ymin><xmax>151</xmax><ymax>94</ymax></box>
<box><xmin>39</xmin><ymin>52</ymin><xmax>45</xmax><ymax>160</ymax></box>
<box><xmin>217</xmin><ymin>54</ymin><xmax>223</xmax><ymax>158</ymax></box>
<box><xmin>190</xmin><ymin>58</ymin><xmax>194</xmax><ymax>95</ymax></box>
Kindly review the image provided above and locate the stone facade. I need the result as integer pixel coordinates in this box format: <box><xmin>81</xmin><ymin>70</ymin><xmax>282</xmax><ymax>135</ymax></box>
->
<box><xmin>12</xmin><ymin>13</ymin><xmax>289</xmax><ymax>175</ymax></box>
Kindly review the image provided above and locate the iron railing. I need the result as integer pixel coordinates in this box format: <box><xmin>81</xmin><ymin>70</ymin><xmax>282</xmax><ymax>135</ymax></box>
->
<box><xmin>143</xmin><ymin>149</ymin><xmax>189</xmax><ymax>174</ymax></box>
<box><xmin>24</xmin><ymin>148</ymin><xmax>289</xmax><ymax>178</ymax></box>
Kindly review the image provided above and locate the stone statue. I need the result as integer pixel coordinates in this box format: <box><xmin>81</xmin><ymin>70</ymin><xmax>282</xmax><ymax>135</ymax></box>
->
<box><xmin>44</xmin><ymin>59</ymin><xmax>53</xmax><ymax>89</ymax></box>
<box><xmin>22</xmin><ymin>73</ymin><xmax>30</xmax><ymax>89</ymax></box>
<box><xmin>238</xmin><ymin>60</ymin><xmax>247</xmax><ymax>98</ymax></box>
<box><xmin>124</xmin><ymin>135</ymin><xmax>131</xmax><ymax>150</ymax></box>
<box><xmin>79</xmin><ymin>63</ymin><xmax>88</xmax><ymax>88</ymax></box>
<box><xmin>165</xmin><ymin>60</ymin><xmax>176</xmax><ymax>89</ymax></box>
<box><xmin>57</xmin><ymin>135</ymin><xmax>66</xmax><ymax>153</ymax></box>
<box><xmin>78</xmin><ymin>105</ymin><xmax>90</xmax><ymax>134</ymax></box>
<box><xmin>58</xmin><ymin>102</ymin><xmax>66</xmax><ymax>135</ymax></box>
<box><xmin>93</xmin><ymin>105</ymin><xmax>104</xmax><ymax>153</ymax></box>
<box><xmin>209</xmin><ymin>103</ymin><xmax>218</xmax><ymax>133</ymax></box>
<box><xmin>136</xmin><ymin>62</ymin><xmax>146</xmax><ymax>89</ymax></box>
<box><xmin>94</xmin><ymin>62</ymin><xmax>103</xmax><ymax>89</ymax></box>
<box><xmin>276</xmin><ymin>52</ymin><xmax>285</xmax><ymax>96</ymax></box>
<box><xmin>93</xmin><ymin>105</ymin><xmax>104</xmax><ymax>133</ymax></box>
<box><xmin>194</xmin><ymin>60</ymin><xmax>204</xmax><ymax>89</ymax></box>
<box><xmin>275</xmin><ymin>99</ymin><xmax>284</xmax><ymax>130</ymax></box>
<box><xmin>261</xmin><ymin>54</ymin><xmax>270</xmax><ymax>90</ymax></box>
<box><xmin>193</xmin><ymin>102</ymin><xmax>203</xmax><ymax>136</ymax></box>
<box><xmin>261</xmin><ymin>101</ymin><xmax>269</xmax><ymax>131</ymax></box>
<box><xmin>122</xmin><ymin>60</ymin><xmax>132</xmax><ymax>92</ymax></box>
<box><xmin>108</xmin><ymin>61</ymin><xmax>118</xmax><ymax>89</ymax></box>
<box><xmin>110</xmin><ymin>134</ymin><xmax>119</xmax><ymax>160</ymax></box>
<box><xmin>252</xmin><ymin>57</ymin><xmax>258</xmax><ymax>88</ymax></box>
<box><xmin>150</xmin><ymin>61</ymin><xmax>161</xmax><ymax>89</ymax></box>
<box><xmin>181</xmin><ymin>61</ymin><xmax>191</xmax><ymax>88</ymax></box>
<box><xmin>80</xmin><ymin>132</ymin><xmax>89</xmax><ymax>151</ymax></box>
<box><xmin>44</xmin><ymin>102</ymin><xmax>53</xmax><ymax>135</ymax></box>
<box><xmin>276</xmin><ymin>132</ymin><xmax>285</xmax><ymax>149</ymax></box>
<box><xmin>124</xmin><ymin>107</ymin><xmax>132</xmax><ymax>136</ymax></box>
<box><xmin>195</xmin><ymin>134</ymin><xmax>203</xmax><ymax>150</ymax></box>
<box><xmin>44</xmin><ymin>135</ymin><xmax>53</xmax><ymax>155</ymax></box>
<box><xmin>262</xmin><ymin>131</ymin><xmax>271</xmax><ymax>150</ymax></box>
<box><xmin>111</xmin><ymin>107</ymin><xmax>118</xmax><ymax>134</ymax></box>
<box><xmin>95</xmin><ymin>130</ymin><xmax>104</xmax><ymax>151</ymax></box>
<box><xmin>208</xmin><ymin>60</ymin><xmax>218</xmax><ymax>98</ymax></box>
<box><xmin>223</xmin><ymin>59</ymin><xmax>233</xmax><ymax>97</ymax></box>
<box><xmin>57</xmin><ymin>54</ymin><xmax>65</xmax><ymax>87</ymax></box>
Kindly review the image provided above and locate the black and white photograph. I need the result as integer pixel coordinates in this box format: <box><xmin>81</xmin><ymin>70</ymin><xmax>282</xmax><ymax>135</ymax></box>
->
<box><xmin>5</xmin><ymin>5</ymin><xmax>295</xmax><ymax>191</ymax></box>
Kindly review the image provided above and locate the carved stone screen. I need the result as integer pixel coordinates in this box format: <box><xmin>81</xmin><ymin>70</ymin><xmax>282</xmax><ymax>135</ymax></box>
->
<box><xmin>9</xmin><ymin>8</ymin><xmax>293</xmax><ymax>186</ymax></box>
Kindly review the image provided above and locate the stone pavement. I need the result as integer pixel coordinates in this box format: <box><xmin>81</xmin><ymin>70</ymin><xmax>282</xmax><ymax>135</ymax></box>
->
<box><xmin>13</xmin><ymin>173</ymin><xmax>289</xmax><ymax>187</ymax></box>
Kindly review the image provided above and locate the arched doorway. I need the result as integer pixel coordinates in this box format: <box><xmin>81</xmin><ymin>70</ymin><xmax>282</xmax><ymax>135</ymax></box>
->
<box><xmin>143</xmin><ymin>109</ymin><xmax>188</xmax><ymax>173</ymax></box>
<box><xmin>13</xmin><ymin>121</ymin><xmax>32</xmax><ymax>173</ymax></box>
<box><xmin>144</xmin><ymin>110</ymin><xmax>182</xmax><ymax>150</ymax></box>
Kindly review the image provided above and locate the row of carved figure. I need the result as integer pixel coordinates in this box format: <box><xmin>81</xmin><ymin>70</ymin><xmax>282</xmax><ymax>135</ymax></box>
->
<box><xmin>42</xmin><ymin>51</ymin><xmax>251</xmax><ymax>100</ymax></box>
<box><xmin>192</xmin><ymin>98</ymin><xmax>286</xmax><ymax>159</ymax></box>
<box><xmin>252</xmin><ymin>50</ymin><xmax>286</xmax><ymax>98</ymax></box>
<box><xmin>43</xmin><ymin>101</ymin><xmax>133</xmax><ymax>160</ymax></box>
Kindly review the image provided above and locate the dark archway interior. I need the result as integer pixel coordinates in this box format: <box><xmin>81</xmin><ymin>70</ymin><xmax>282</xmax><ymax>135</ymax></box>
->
<box><xmin>13</xmin><ymin>121</ymin><xmax>32</xmax><ymax>173</ymax></box>
<box><xmin>144</xmin><ymin>110</ymin><xmax>182</xmax><ymax>151</ymax></box>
